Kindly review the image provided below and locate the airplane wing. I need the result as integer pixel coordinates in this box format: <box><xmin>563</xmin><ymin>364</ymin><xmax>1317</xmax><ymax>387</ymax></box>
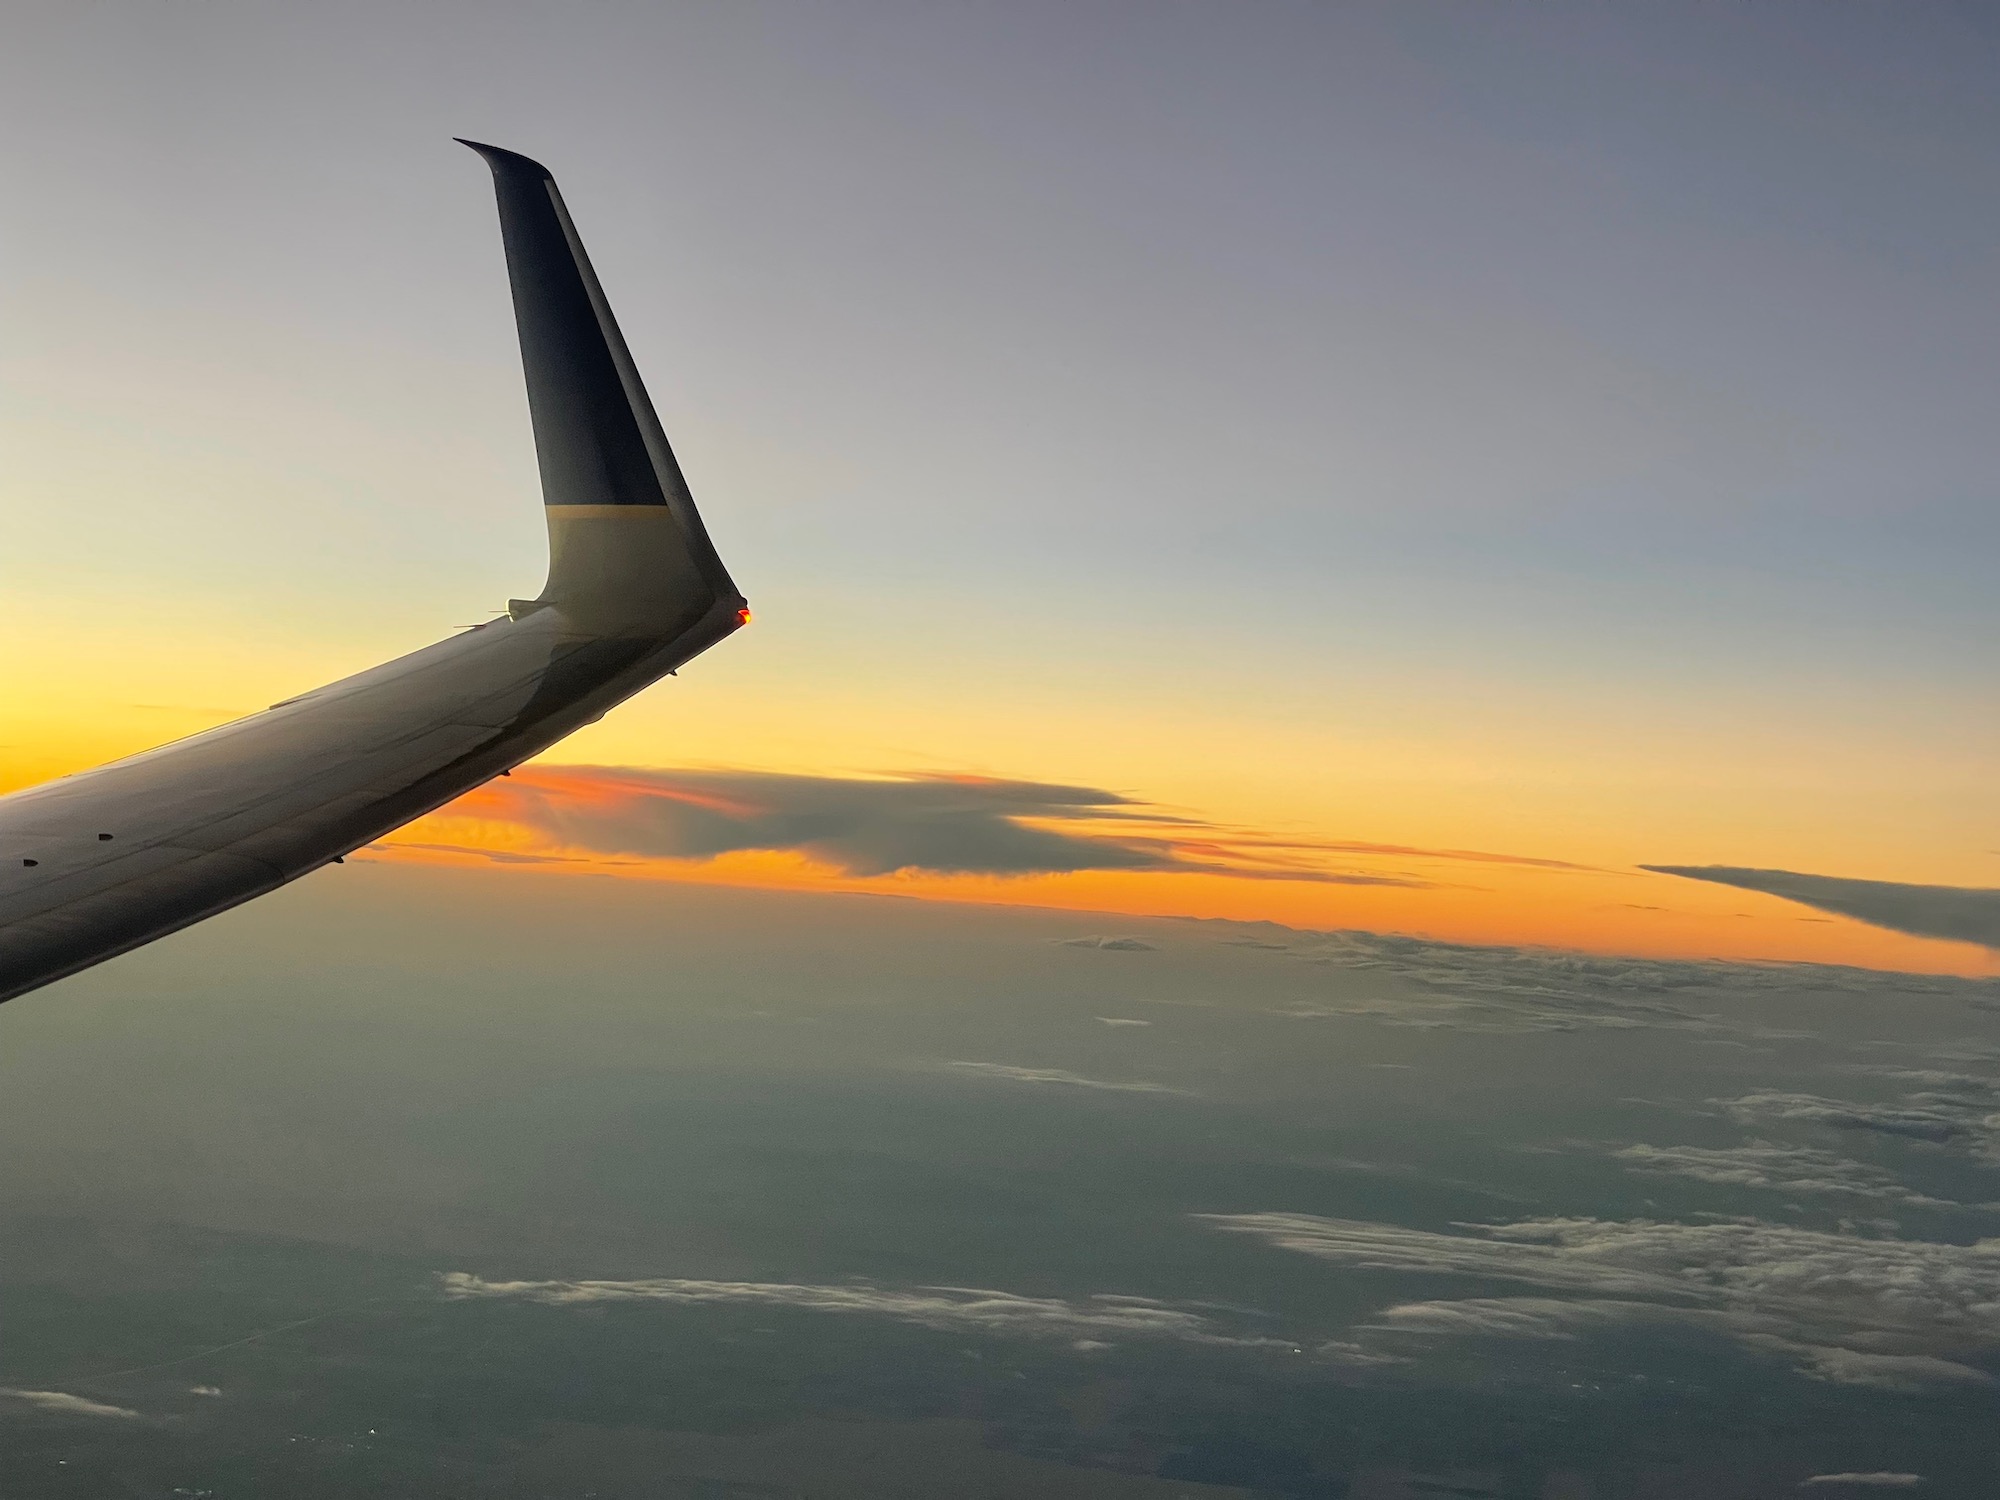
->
<box><xmin>0</xmin><ymin>142</ymin><xmax>748</xmax><ymax>1006</ymax></box>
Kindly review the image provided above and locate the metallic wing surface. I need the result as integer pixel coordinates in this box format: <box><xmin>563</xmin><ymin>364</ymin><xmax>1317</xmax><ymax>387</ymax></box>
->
<box><xmin>0</xmin><ymin>142</ymin><xmax>748</xmax><ymax>1005</ymax></box>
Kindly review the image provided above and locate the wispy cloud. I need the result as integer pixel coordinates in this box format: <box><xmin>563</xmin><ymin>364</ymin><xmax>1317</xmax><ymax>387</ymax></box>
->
<box><xmin>944</xmin><ymin>1061</ymin><xmax>1186</xmax><ymax>1094</ymax></box>
<box><xmin>438</xmin><ymin>1272</ymin><xmax>1281</xmax><ymax>1349</ymax></box>
<box><xmin>373</xmin><ymin>842</ymin><xmax>594</xmax><ymax>867</ymax></box>
<box><xmin>1369</xmin><ymin>1296</ymin><xmax>1675</xmax><ymax>1340</ymax></box>
<box><xmin>0</xmin><ymin>1388</ymin><xmax>142</xmax><ymax>1420</ymax></box>
<box><xmin>1199</xmin><ymin>1212</ymin><xmax>2000</xmax><ymax>1388</ymax></box>
<box><xmin>1201</xmin><ymin>1214</ymin><xmax>1679</xmax><ymax>1297</ymax></box>
<box><xmin>1718</xmin><ymin>1093</ymin><xmax>1975</xmax><ymax>1144</ymax></box>
<box><xmin>1718</xmin><ymin>1083</ymin><xmax>2000</xmax><ymax>1162</ymax></box>
<box><xmin>1645</xmin><ymin>867</ymin><xmax>2000</xmax><ymax>952</ymax></box>
<box><xmin>1614</xmin><ymin>1141</ymin><xmax>1957</xmax><ymax>1207</ymax></box>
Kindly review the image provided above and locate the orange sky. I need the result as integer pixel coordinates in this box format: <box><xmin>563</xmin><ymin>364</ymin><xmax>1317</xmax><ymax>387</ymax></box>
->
<box><xmin>0</xmin><ymin>595</ymin><xmax>1991</xmax><ymax>979</ymax></box>
<box><xmin>366</xmin><ymin>766</ymin><xmax>1995</xmax><ymax>977</ymax></box>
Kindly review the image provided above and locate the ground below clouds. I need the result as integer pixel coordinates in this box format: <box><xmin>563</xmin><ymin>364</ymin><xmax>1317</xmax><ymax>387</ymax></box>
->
<box><xmin>0</xmin><ymin>865</ymin><xmax>1995</xmax><ymax>1496</ymax></box>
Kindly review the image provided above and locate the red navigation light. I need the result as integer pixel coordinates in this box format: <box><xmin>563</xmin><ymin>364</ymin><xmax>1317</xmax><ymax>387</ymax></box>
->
<box><xmin>736</xmin><ymin>606</ymin><xmax>752</xmax><ymax>626</ymax></box>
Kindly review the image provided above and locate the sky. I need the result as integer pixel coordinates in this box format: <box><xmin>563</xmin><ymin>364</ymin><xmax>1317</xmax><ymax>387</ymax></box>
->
<box><xmin>3</xmin><ymin>1</ymin><xmax>1998</xmax><ymax>972</ymax></box>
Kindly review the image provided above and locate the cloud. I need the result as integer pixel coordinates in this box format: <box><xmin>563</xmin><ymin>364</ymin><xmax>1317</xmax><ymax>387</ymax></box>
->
<box><xmin>1312</xmin><ymin>1339</ymin><xmax>1413</xmax><ymax>1368</ymax></box>
<box><xmin>1644</xmin><ymin>867</ymin><xmax>2000</xmax><ymax>952</ymax></box>
<box><xmin>1059</xmin><ymin>935</ymin><xmax>1156</xmax><ymax>951</ymax></box>
<box><xmin>1096</xmin><ymin>1017</ymin><xmax>1152</xmax><ymax>1027</ymax></box>
<box><xmin>457</xmin><ymin>768</ymin><xmax>1175</xmax><ymax>877</ymax></box>
<box><xmin>1287</xmin><ymin>841</ymin><xmax>1599</xmax><ymax>872</ymax></box>
<box><xmin>1614</xmin><ymin>1142</ymin><xmax>1957</xmax><ymax>1207</ymax></box>
<box><xmin>1243</xmin><ymin>931</ymin><xmax>1744</xmax><ymax>1035</ymax></box>
<box><xmin>1198</xmin><ymin>1212</ymin><xmax>2000</xmax><ymax>1388</ymax></box>
<box><xmin>945</xmin><ymin>1061</ymin><xmax>1185</xmax><ymax>1094</ymax></box>
<box><xmin>374</xmin><ymin>842</ymin><xmax>594</xmax><ymax>866</ymax></box>
<box><xmin>1717</xmin><ymin>1088</ymin><xmax>2000</xmax><ymax>1162</ymax></box>
<box><xmin>1369</xmin><ymin>1296</ymin><xmax>1673</xmax><ymax>1340</ymax></box>
<box><xmin>1718</xmin><ymin>1093</ymin><xmax>1972</xmax><ymax>1144</ymax></box>
<box><xmin>431</xmin><ymin>766</ymin><xmax>1623</xmax><ymax>886</ymax></box>
<box><xmin>1800</xmin><ymin>1476</ymin><xmax>1925</xmax><ymax>1489</ymax></box>
<box><xmin>1213</xmin><ymin>926</ymin><xmax>1998</xmax><ymax>1036</ymax></box>
<box><xmin>438</xmin><ymin>1272</ymin><xmax>1282</xmax><ymax>1349</ymax></box>
<box><xmin>1372</xmin><ymin>1298</ymin><xmax>1989</xmax><ymax>1390</ymax></box>
<box><xmin>1375</xmin><ymin>1297</ymin><xmax>1994</xmax><ymax>1391</ymax></box>
<box><xmin>0</xmin><ymin>1388</ymin><xmax>142</xmax><ymax>1420</ymax></box>
<box><xmin>1199</xmin><ymin>1214</ymin><xmax>1683</xmax><ymax>1298</ymax></box>
<box><xmin>1757</xmin><ymin>1343</ymin><xmax>1992</xmax><ymax>1392</ymax></box>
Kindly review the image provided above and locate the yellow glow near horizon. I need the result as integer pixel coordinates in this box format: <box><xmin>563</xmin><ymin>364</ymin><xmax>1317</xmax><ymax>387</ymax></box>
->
<box><xmin>378</xmin><ymin>788</ymin><xmax>1995</xmax><ymax>979</ymax></box>
<box><xmin>2</xmin><ymin>591</ymin><xmax>1991</xmax><ymax>980</ymax></box>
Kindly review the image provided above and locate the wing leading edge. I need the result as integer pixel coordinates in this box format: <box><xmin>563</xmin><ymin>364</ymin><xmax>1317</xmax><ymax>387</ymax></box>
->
<box><xmin>0</xmin><ymin>144</ymin><xmax>749</xmax><ymax>1005</ymax></box>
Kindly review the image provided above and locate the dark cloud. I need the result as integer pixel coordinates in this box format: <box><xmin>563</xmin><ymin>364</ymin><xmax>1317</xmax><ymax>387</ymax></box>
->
<box><xmin>456</xmin><ymin>767</ymin><xmax>1446</xmax><ymax>883</ymax></box>
<box><xmin>1644</xmin><ymin>867</ymin><xmax>2000</xmax><ymax>951</ymax></box>
<box><xmin>519</xmin><ymin>769</ymin><xmax>1165</xmax><ymax>876</ymax></box>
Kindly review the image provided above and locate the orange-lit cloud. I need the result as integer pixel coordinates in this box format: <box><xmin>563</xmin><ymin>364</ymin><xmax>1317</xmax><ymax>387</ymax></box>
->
<box><xmin>423</xmin><ymin>765</ymin><xmax>1582</xmax><ymax>886</ymax></box>
<box><xmin>373</xmin><ymin>765</ymin><xmax>2000</xmax><ymax>978</ymax></box>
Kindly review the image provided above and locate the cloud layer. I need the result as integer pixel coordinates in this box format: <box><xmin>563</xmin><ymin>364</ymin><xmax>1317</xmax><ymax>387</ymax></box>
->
<box><xmin>1200</xmin><ymin>1211</ymin><xmax>2000</xmax><ymax>1389</ymax></box>
<box><xmin>1646</xmin><ymin>866</ymin><xmax>2000</xmax><ymax>952</ymax></box>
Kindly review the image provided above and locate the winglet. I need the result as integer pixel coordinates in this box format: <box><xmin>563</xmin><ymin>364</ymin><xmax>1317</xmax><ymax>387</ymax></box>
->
<box><xmin>454</xmin><ymin>138</ymin><xmax>553</xmax><ymax>180</ymax></box>
<box><xmin>462</xmin><ymin>139</ymin><xmax>744</xmax><ymax>636</ymax></box>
